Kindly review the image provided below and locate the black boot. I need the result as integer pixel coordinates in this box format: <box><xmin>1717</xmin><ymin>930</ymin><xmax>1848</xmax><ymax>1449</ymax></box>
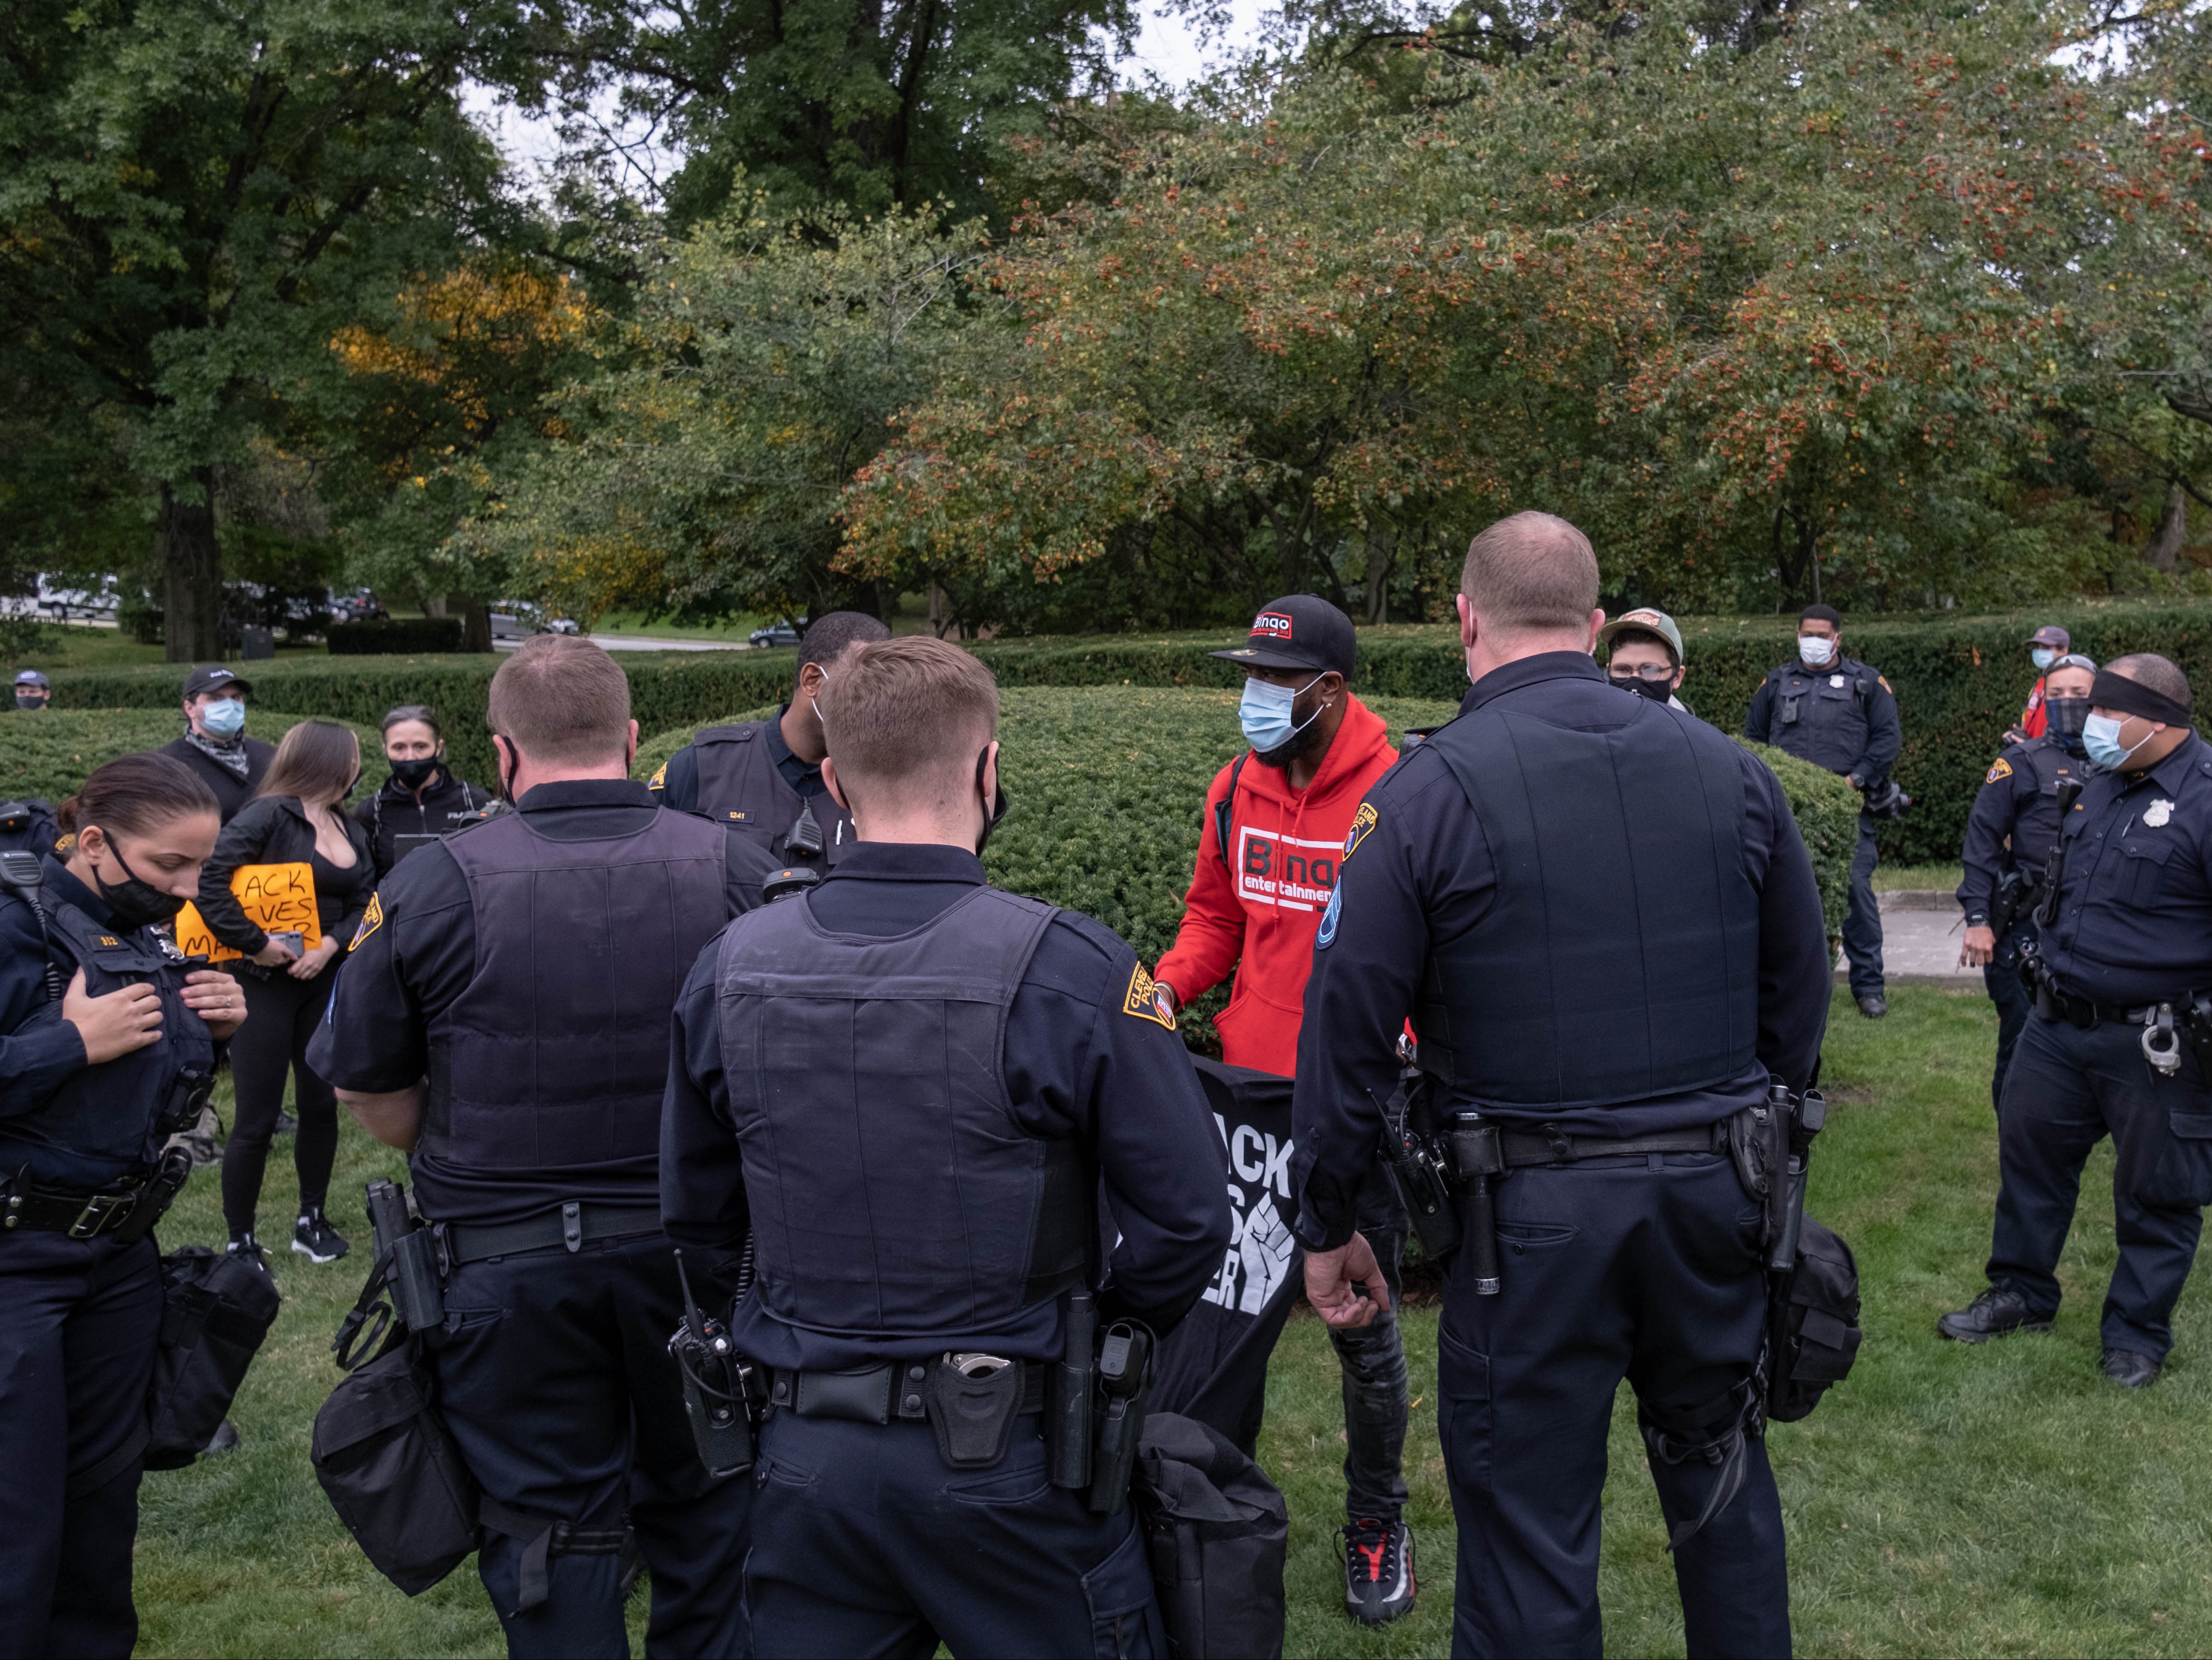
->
<box><xmin>1936</xmin><ymin>1286</ymin><xmax>2053</xmax><ymax>1343</ymax></box>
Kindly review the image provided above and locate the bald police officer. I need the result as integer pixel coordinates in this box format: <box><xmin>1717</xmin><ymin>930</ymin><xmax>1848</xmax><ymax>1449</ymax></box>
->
<box><xmin>1294</xmin><ymin>513</ymin><xmax>1832</xmax><ymax>1658</ymax></box>
<box><xmin>1940</xmin><ymin>654</ymin><xmax>2212</xmax><ymax>1389</ymax></box>
<box><xmin>649</xmin><ymin>610</ymin><xmax>890</xmax><ymax>871</ymax></box>
<box><xmin>662</xmin><ymin>636</ymin><xmax>1232</xmax><ymax>1657</ymax></box>
<box><xmin>1743</xmin><ymin>605</ymin><xmax>1901</xmax><ymax>1018</ymax></box>
<box><xmin>309</xmin><ymin>637</ymin><xmax>775</xmax><ymax>1656</ymax></box>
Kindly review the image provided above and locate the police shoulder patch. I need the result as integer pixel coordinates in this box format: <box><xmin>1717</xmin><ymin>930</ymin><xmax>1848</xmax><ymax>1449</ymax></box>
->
<box><xmin>1344</xmin><ymin>802</ymin><xmax>1379</xmax><ymax>861</ymax></box>
<box><xmin>1986</xmin><ymin>759</ymin><xmax>2013</xmax><ymax>785</ymax></box>
<box><xmin>1877</xmin><ymin>675</ymin><xmax>1893</xmax><ymax>694</ymax></box>
<box><xmin>647</xmin><ymin>762</ymin><xmax>668</xmax><ymax>791</ymax></box>
<box><xmin>350</xmin><ymin>891</ymin><xmax>385</xmax><ymax>952</ymax></box>
<box><xmin>1122</xmin><ymin>962</ymin><xmax>1175</xmax><ymax>1029</ymax></box>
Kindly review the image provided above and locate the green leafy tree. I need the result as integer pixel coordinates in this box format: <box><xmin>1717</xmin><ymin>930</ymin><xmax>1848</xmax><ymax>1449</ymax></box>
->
<box><xmin>0</xmin><ymin>0</ymin><xmax>535</xmax><ymax>660</ymax></box>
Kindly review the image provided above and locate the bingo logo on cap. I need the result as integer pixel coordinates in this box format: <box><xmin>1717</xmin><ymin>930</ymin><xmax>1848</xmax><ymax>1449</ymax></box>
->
<box><xmin>1251</xmin><ymin>611</ymin><xmax>1295</xmax><ymax>642</ymax></box>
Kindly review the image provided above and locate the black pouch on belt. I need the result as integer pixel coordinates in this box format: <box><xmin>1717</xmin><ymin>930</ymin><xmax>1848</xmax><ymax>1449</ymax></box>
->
<box><xmin>926</xmin><ymin>1355</ymin><xmax>1025</xmax><ymax>1468</ymax></box>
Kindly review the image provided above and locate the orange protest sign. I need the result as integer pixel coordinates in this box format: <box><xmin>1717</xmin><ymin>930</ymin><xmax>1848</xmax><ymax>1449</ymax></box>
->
<box><xmin>174</xmin><ymin>863</ymin><xmax>322</xmax><ymax>964</ymax></box>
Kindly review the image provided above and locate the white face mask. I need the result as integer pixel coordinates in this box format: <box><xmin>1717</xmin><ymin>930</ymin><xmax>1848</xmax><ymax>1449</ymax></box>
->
<box><xmin>1797</xmin><ymin>635</ymin><xmax>1837</xmax><ymax>668</ymax></box>
<box><xmin>2031</xmin><ymin>648</ymin><xmax>2056</xmax><ymax>671</ymax></box>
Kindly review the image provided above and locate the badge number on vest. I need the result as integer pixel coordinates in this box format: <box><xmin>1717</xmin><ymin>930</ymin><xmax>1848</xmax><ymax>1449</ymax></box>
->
<box><xmin>1236</xmin><ymin>825</ymin><xmax>1340</xmax><ymax>912</ymax></box>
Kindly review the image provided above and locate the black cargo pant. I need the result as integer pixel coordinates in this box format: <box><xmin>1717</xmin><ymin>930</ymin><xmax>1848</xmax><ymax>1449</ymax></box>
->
<box><xmin>1333</xmin><ymin>1158</ymin><xmax>1410</xmax><ymax>1526</ymax></box>
<box><xmin>1988</xmin><ymin>1012</ymin><xmax>2212</xmax><ymax>1361</ymax></box>
<box><xmin>1436</xmin><ymin>1151</ymin><xmax>1788</xmax><ymax>1660</ymax></box>
<box><xmin>1841</xmin><ymin>811</ymin><xmax>1884</xmax><ymax>998</ymax></box>
<box><xmin>0</xmin><ymin>1229</ymin><xmax>162</xmax><ymax>1660</ymax></box>
<box><xmin>746</xmin><ymin>1409</ymin><xmax>1163</xmax><ymax>1658</ymax></box>
<box><xmin>1984</xmin><ymin>919</ymin><xmax>2038</xmax><ymax>1113</ymax></box>
<box><xmin>432</xmin><ymin>1231</ymin><xmax>750</xmax><ymax>1659</ymax></box>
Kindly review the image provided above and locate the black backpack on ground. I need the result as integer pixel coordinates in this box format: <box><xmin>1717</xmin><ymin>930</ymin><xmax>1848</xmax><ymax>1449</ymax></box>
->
<box><xmin>143</xmin><ymin>1246</ymin><xmax>282</xmax><ymax>1470</ymax></box>
<box><xmin>1135</xmin><ymin>1411</ymin><xmax>1289</xmax><ymax>1660</ymax></box>
<box><xmin>1767</xmin><ymin>1217</ymin><xmax>1862</xmax><ymax>1423</ymax></box>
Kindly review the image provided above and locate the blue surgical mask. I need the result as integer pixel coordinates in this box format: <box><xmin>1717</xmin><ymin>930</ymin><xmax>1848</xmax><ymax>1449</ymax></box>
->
<box><xmin>2082</xmin><ymin>711</ymin><xmax>2145</xmax><ymax>772</ymax></box>
<box><xmin>2032</xmin><ymin>648</ymin><xmax>2056</xmax><ymax>671</ymax></box>
<box><xmin>1240</xmin><ymin>674</ymin><xmax>1324</xmax><ymax>754</ymax></box>
<box><xmin>201</xmin><ymin>699</ymin><xmax>246</xmax><ymax>737</ymax></box>
<box><xmin>1797</xmin><ymin>636</ymin><xmax>1836</xmax><ymax>669</ymax></box>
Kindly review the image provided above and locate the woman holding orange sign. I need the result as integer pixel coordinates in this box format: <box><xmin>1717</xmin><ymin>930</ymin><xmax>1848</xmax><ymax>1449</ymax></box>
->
<box><xmin>195</xmin><ymin>721</ymin><xmax>373</xmax><ymax>1269</ymax></box>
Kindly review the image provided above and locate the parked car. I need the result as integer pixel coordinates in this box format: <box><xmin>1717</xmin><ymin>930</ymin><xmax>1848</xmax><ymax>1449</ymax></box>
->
<box><xmin>329</xmin><ymin>588</ymin><xmax>388</xmax><ymax>623</ymax></box>
<box><xmin>749</xmin><ymin>618</ymin><xmax>807</xmax><ymax>648</ymax></box>
<box><xmin>33</xmin><ymin>575</ymin><xmax>121</xmax><ymax>620</ymax></box>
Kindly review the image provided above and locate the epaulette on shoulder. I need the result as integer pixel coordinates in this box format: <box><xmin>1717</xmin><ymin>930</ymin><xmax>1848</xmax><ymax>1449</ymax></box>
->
<box><xmin>694</xmin><ymin>722</ymin><xmax>761</xmax><ymax>745</ymax></box>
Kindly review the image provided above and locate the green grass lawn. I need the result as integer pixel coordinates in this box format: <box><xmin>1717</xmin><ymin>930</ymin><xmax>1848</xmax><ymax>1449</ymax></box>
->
<box><xmin>130</xmin><ymin>985</ymin><xmax>2212</xmax><ymax>1657</ymax></box>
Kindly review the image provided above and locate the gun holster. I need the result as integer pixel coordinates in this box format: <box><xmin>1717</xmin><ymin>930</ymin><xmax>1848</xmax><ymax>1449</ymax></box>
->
<box><xmin>1378</xmin><ymin>1072</ymin><xmax>1463</xmax><ymax>1261</ymax></box>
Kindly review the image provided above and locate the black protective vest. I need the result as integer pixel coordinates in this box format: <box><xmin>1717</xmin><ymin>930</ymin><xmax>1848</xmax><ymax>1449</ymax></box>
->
<box><xmin>712</xmin><ymin>885</ymin><xmax>1091</xmax><ymax>1344</ymax></box>
<box><xmin>1413</xmin><ymin>697</ymin><xmax>1761</xmax><ymax>1110</ymax></box>
<box><xmin>2007</xmin><ymin>738</ymin><xmax>2080</xmax><ymax>878</ymax></box>
<box><xmin>1762</xmin><ymin>660</ymin><xmax>1877</xmax><ymax>777</ymax></box>
<box><xmin>423</xmin><ymin>806</ymin><xmax>731</xmax><ymax>1172</ymax></box>
<box><xmin>690</xmin><ymin>721</ymin><xmax>855</xmax><ymax>874</ymax></box>
<box><xmin>0</xmin><ymin>894</ymin><xmax>214</xmax><ymax>1184</ymax></box>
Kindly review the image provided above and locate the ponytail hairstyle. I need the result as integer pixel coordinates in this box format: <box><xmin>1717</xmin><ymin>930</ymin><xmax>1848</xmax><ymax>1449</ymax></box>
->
<box><xmin>56</xmin><ymin>752</ymin><xmax>220</xmax><ymax>839</ymax></box>
<box><xmin>381</xmin><ymin>704</ymin><xmax>443</xmax><ymax>742</ymax></box>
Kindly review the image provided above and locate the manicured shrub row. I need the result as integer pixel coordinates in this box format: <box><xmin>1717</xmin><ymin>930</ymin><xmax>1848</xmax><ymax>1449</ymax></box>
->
<box><xmin>0</xmin><ymin>709</ymin><xmax>386</xmax><ymax>811</ymax></box>
<box><xmin>328</xmin><ymin>618</ymin><xmax>465</xmax><ymax>655</ymax></box>
<box><xmin>637</xmin><ymin>687</ymin><xmax>1858</xmax><ymax>950</ymax></box>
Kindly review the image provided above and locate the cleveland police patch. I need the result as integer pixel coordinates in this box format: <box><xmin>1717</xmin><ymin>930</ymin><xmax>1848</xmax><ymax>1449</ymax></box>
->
<box><xmin>1123</xmin><ymin>963</ymin><xmax>1176</xmax><ymax>1029</ymax></box>
<box><xmin>647</xmin><ymin>761</ymin><xmax>668</xmax><ymax>791</ymax></box>
<box><xmin>1344</xmin><ymin>802</ymin><xmax>1379</xmax><ymax>861</ymax></box>
<box><xmin>1986</xmin><ymin>759</ymin><xmax>2013</xmax><ymax>785</ymax></box>
<box><xmin>350</xmin><ymin>891</ymin><xmax>385</xmax><ymax>952</ymax></box>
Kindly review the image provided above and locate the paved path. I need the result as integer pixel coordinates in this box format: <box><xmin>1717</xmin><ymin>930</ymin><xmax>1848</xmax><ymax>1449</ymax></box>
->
<box><xmin>1839</xmin><ymin>890</ymin><xmax>1980</xmax><ymax>985</ymax></box>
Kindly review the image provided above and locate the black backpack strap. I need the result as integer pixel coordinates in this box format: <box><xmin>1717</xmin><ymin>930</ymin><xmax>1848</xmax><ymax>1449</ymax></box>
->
<box><xmin>66</xmin><ymin>1421</ymin><xmax>151</xmax><ymax>1499</ymax></box>
<box><xmin>1214</xmin><ymin>752</ymin><xmax>1251</xmax><ymax>869</ymax></box>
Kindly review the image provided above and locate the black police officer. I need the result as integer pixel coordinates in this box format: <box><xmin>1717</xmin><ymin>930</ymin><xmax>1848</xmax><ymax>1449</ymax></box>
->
<box><xmin>662</xmin><ymin>636</ymin><xmax>1233</xmax><ymax>1658</ymax></box>
<box><xmin>1957</xmin><ymin>654</ymin><xmax>2095</xmax><ymax>1111</ymax></box>
<box><xmin>648</xmin><ymin>610</ymin><xmax>889</xmax><ymax>870</ymax></box>
<box><xmin>0</xmin><ymin>753</ymin><xmax>246</xmax><ymax>1657</ymax></box>
<box><xmin>307</xmin><ymin>637</ymin><xmax>776</xmax><ymax>1657</ymax></box>
<box><xmin>1939</xmin><ymin>654</ymin><xmax>2212</xmax><ymax>1390</ymax></box>
<box><xmin>356</xmin><ymin>705</ymin><xmax>491</xmax><ymax>877</ymax></box>
<box><xmin>1293</xmin><ymin>514</ymin><xmax>1832</xmax><ymax>1659</ymax></box>
<box><xmin>1743</xmin><ymin>603</ymin><xmax>1902</xmax><ymax>1017</ymax></box>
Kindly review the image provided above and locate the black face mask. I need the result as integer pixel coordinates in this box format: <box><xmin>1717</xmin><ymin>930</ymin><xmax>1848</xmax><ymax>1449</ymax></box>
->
<box><xmin>391</xmin><ymin>754</ymin><xmax>439</xmax><ymax>789</ymax></box>
<box><xmin>1613</xmin><ymin>675</ymin><xmax>1674</xmax><ymax>705</ymax></box>
<box><xmin>15</xmin><ymin>693</ymin><xmax>45</xmax><ymax>711</ymax></box>
<box><xmin>86</xmin><ymin>834</ymin><xmax>187</xmax><ymax>928</ymax></box>
<box><xmin>974</xmin><ymin>747</ymin><xmax>1010</xmax><ymax>857</ymax></box>
<box><xmin>2046</xmin><ymin>696</ymin><xmax>2089</xmax><ymax>748</ymax></box>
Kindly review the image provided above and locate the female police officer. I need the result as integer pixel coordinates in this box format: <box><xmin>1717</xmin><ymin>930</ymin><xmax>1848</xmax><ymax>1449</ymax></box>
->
<box><xmin>0</xmin><ymin>752</ymin><xmax>247</xmax><ymax>1658</ymax></box>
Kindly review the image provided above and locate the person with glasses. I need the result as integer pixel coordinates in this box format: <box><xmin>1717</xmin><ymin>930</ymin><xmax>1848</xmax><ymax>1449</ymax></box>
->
<box><xmin>1597</xmin><ymin>608</ymin><xmax>1693</xmax><ymax>715</ymax></box>
<box><xmin>2006</xmin><ymin>625</ymin><xmax>2073</xmax><ymax>745</ymax></box>
<box><xmin>1958</xmin><ymin>653</ymin><xmax>2096</xmax><ymax>1111</ymax></box>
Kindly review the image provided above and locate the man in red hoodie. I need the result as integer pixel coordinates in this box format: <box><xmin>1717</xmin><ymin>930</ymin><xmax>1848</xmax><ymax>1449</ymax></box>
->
<box><xmin>1154</xmin><ymin>595</ymin><xmax>1416</xmax><ymax>1628</ymax></box>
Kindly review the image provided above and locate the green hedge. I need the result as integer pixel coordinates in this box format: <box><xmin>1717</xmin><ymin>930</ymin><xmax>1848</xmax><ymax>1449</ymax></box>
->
<box><xmin>0</xmin><ymin>709</ymin><xmax>385</xmax><ymax>809</ymax></box>
<box><xmin>636</xmin><ymin>688</ymin><xmax>1856</xmax><ymax>950</ymax></box>
<box><xmin>44</xmin><ymin>595</ymin><xmax>2170</xmax><ymax>866</ymax></box>
<box><xmin>328</xmin><ymin>618</ymin><xmax>465</xmax><ymax>655</ymax></box>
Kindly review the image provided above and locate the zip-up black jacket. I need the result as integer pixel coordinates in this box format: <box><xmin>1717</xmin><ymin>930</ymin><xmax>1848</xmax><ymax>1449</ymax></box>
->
<box><xmin>197</xmin><ymin>794</ymin><xmax>374</xmax><ymax>955</ymax></box>
<box><xmin>354</xmin><ymin>767</ymin><xmax>491</xmax><ymax>879</ymax></box>
<box><xmin>156</xmin><ymin>733</ymin><xmax>276</xmax><ymax>823</ymax></box>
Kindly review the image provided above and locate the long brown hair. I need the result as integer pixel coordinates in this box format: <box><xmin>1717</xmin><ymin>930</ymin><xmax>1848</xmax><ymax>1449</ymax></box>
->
<box><xmin>258</xmin><ymin>720</ymin><xmax>361</xmax><ymax>805</ymax></box>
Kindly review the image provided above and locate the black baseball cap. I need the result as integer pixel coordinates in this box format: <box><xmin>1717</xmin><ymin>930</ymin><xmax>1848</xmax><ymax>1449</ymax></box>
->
<box><xmin>1207</xmin><ymin>595</ymin><xmax>1357</xmax><ymax>677</ymax></box>
<box><xmin>181</xmin><ymin>664</ymin><xmax>253</xmax><ymax>700</ymax></box>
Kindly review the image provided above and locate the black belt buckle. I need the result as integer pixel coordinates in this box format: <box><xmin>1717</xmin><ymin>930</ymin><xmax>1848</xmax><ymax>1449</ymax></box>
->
<box><xmin>67</xmin><ymin>1189</ymin><xmax>133</xmax><ymax>1239</ymax></box>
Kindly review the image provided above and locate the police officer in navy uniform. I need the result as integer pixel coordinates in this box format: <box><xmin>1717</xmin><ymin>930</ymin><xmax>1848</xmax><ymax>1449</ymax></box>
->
<box><xmin>1293</xmin><ymin>514</ymin><xmax>1832</xmax><ymax>1659</ymax></box>
<box><xmin>1743</xmin><ymin>604</ymin><xmax>1901</xmax><ymax>1018</ymax></box>
<box><xmin>662</xmin><ymin>636</ymin><xmax>1232</xmax><ymax>1657</ymax></box>
<box><xmin>308</xmin><ymin>637</ymin><xmax>776</xmax><ymax>1657</ymax></box>
<box><xmin>1957</xmin><ymin>653</ymin><xmax>2095</xmax><ymax>1111</ymax></box>
<box><xmin>1939</xmin><ymin>654</ymin><xmax>2212</xmax><ymax>1390</ymax></box>
<box><xmin>0</xmin><ymin>753</ymin><xmax>247</xmax><ymax>1658</ymax></box>
<box><xmin>649</xmin><ymin>610</ymin><xmax>890</xmax><ymax>870</ymax></box>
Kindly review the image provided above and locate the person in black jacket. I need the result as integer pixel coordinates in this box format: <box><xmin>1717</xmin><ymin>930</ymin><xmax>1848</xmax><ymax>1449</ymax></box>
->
<box><xmin>197</xmin><ymin>721</ymin><xmax>373</xmax><ymax>1268</ymax></box>
<box><xmin>156</xmin><ymin>666</ymin><xmax>276</xmax><ymax>823</ymax></box>
<box><xmin>0</xmin><ymin>753</ymin><xmax>246</xmax><ymax>1656</ymax></box>
<box><xmin>356</xmin><ymin>705</ymin><xmax>490</xmax><ymax>878</ymax></box>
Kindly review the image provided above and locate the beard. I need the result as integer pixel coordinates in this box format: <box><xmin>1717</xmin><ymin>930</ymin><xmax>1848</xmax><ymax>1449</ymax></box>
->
<box><xmin>1252</xmin><ymin>699</ymin><xmax>1330</xmax><ymax>769</ymax></box>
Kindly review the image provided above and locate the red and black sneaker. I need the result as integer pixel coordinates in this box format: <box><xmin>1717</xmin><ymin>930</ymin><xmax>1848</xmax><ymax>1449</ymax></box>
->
<box><xmin>1342</xmin><ymin>1516</ymin><xmax>1416</xmax><ymax>1626</ymax></box>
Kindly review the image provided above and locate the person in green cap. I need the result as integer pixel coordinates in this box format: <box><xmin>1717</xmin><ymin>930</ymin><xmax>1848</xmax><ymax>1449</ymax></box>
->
<box><xmin>1597</xmin><ymin>608</ymin><xmax>1695</xmax><ymax>717</ymax></box>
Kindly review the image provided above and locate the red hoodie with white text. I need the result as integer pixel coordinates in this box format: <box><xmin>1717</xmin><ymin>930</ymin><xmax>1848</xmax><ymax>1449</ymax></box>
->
<box><xmin>1155</xmin><ymin>696</ymin><xmax>1399</xmax><ymax>1073</ymax></box>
